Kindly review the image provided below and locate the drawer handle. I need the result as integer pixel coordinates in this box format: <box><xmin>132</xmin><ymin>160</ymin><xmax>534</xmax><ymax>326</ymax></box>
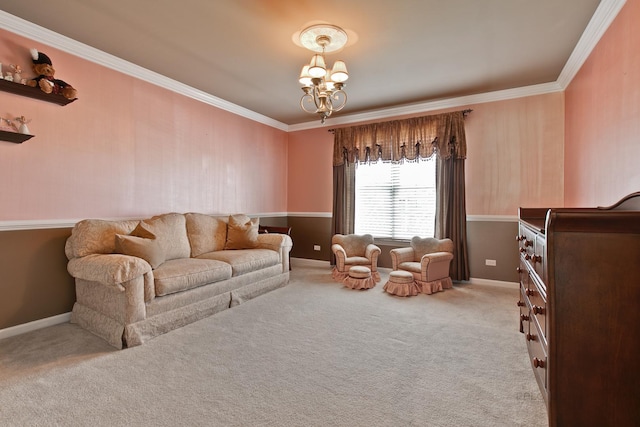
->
<box><xmin>524</xmin><ymin>254</ymin><xmax>532</xmax><ymax>260</ymax></box>
<box><xmin>524</xmin><ymin>240</ymin><xmax>533</xmax><ymax>247</ymax></box>
<box><xmin>533</xmin><ymin>358</ymin><xmax>546</xmax><ymax>368</ymax></box>
<box><xmin>519</xmin><ymin>247</ymin><xmax>527</xmax><ymax>253</ymax></box>
<box><xmin>526</xmin><ymin>289</ymin><xmax>536</xmax><ymax>296</ymax></box>
<box><xmin>533</xmin><ymin>305</ymin><xmax>546</xmax><ymax>315</ymax></box>
<box><xmin>530</xmin><ymin>255</ymin><xmax>542</xmax><ymax>263</ymax></box>
<box><xmin>519</xmin><ymin>314</ymin><xmax>530</xmax><ymax>334</ymax></box>
<box><xmin>516</xmin><ymin>235</ymin><xmax>526</xmax><ymax>241</ymax></box>
<box><xmin>526</xmin><ymin>333</ymin><xmax>537</xmax><ymax>341</ymax></box>
<box><xmin>516</xmin><ymin>267</ymin><xmax>523</xmax><ymax>273</ymax></box>
<box><xmin>517</xmin><ymin>301</ymin><xmax>525</xmax><ymax>307</ymax></box>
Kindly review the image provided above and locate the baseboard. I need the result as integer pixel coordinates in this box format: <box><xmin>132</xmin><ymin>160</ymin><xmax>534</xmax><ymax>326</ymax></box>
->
<box><xmin>0</xmin><ymin>312</ymin><xmax>71</xmax><ymax>341</ymax></box>
<box><xmin>465</xmin><ymin>277</ymin><xmax>518</xmax><ymax>289</ymax></box>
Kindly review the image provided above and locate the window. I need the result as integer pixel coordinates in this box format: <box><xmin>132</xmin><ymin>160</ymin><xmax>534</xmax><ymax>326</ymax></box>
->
<box><xmin>354</xmin><ymin>157</ymin><xmax>436</xmax><ymax>240</ymax></box>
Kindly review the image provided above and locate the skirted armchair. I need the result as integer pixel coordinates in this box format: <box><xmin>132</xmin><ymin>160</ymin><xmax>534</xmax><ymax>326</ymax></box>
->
<box><xmin>331</xmin><ymin>234</ymin><xmax>382</xmax><ymax>282</ymax></box>
<box><xmin>390</xmin><ymin>236</ymin><xmax>454</xmax><ymax>294</ymax></box>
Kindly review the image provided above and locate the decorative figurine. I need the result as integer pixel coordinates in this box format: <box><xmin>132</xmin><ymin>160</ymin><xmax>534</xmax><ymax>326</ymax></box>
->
<box><xmin>11</xmin><ymin>64</ymin><xmax>22</xmax><ymax>83</ymax></box>
<box><xmin>14</xmin><ymin>116</ymin><xmax>31</xmax><ymax>134</ymax></box>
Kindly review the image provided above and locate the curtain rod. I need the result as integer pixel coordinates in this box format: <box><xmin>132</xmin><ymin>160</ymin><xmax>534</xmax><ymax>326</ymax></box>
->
<box><xmin>327</xmin><ymin>109</ymin><xmax>473</xmax><ymax>133</ymax></box>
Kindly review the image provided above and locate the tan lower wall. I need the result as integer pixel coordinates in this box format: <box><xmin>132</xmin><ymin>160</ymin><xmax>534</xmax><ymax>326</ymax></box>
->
<box><xmin>0</xmin><ymin>228</ymin><xmax>75</xmax><ymax>330</ymax></box>
<box><xmin>0</xmin><ymin>216</ymin><xmax>518</xmax><ymax>331</ymax></box>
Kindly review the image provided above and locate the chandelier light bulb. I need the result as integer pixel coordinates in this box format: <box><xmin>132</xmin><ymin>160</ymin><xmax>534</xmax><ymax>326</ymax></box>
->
<box><xmin>308</xmin><ymin>54</ymin><xmax>327</xmax><ymax>78</ymax></box>
<box><xmin>299</xmin><ymin>65</ymin><xmax>312</xmax><ymax>86</ymax></box>
<box><xmin>330</xmin><ymin>60</ymin><xmax>349</xmax><ymax>83</ymax></box>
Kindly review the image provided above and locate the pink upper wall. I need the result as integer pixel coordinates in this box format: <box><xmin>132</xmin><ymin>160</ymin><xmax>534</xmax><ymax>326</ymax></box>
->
<box><xmin>287</xmin><ymin>128</ymin><xmax>333</xmax><ymax>213</ymax></box>
<box><xmin>564</xmin><ymin>0</ymin><xmax>640</xmax><ymax>207</ymax></box>
<box><xmin>0</xmin><ymin>29</ymin><xmax>288</xmax><ymax>221</ymax></box>
<box><xmin>287</xmin><ymin>93</ymin><xmax>565</xmax><ymax>216</ymax></box>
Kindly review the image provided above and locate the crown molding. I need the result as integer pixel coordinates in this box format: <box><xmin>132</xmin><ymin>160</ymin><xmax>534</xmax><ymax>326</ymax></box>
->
<box><xmin>556</xmin><ymin>0</ymin><xmax>627</xmax><ymax>89</ymax></box>
<box><xmin>288</xmin><ymin>82</ymin><xmax>563</xmax><ymax>132</ymax></box>
<box><xmin>0</xmin><ymin>11</ymin><xmax>289</xmax><ymax>132</ymax></box>
<box><xmin>0</xmin><ymin>1</ymin><xmax>627</xmax><ymax>134</ymax></box>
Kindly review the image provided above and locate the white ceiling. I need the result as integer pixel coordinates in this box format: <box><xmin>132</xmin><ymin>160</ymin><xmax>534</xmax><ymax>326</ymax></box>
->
<box><xmin>0</xmin><ymin>0</ymin><xmax>619</xmax><ymax>128</ymax></box>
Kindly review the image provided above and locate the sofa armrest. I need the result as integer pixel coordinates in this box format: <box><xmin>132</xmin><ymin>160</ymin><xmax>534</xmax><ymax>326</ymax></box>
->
<box><xmin>257</xmin><ymin>233</ymin><xmax>293</xmax><ymax>253</ymax></box>
<box><xmin>390</xmin><ymin>247</ymin><xmax>415</xmax><ymax>270</ymax></box>
<box><xmin>257</xmin><ymin>233</ymin><xmax>293</xmax><ymax>272</ymax></box>
<box><xmin>68</xmin><ymin>254</ymin><xmax>152</xmax><ymax>287</ymax></box>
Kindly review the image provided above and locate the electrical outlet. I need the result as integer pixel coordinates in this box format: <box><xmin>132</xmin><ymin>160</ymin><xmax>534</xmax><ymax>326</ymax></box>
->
<box><xmin>313</xmin><ymin>245</ymin><xmax>321</xmax><ymax>251</ymax></box>
<box><xmin>485</xmin><ymin>259</ymin><xmax>497</xmax><ymax>266</ymax></box>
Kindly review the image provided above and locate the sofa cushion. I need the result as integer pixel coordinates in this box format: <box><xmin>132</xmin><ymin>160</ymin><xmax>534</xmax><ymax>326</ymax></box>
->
<box><xmin>138</xmin><ymin>213</ymin><xmax>191</xmax><ymax>261</ymax></box>
<box><xmin>185</xmin><ymin>213</ymin><xmax>227</xmax><ymax>257</ymax></box>
<box><xmin>65</xmin><ymin>219</ymin><xmax>139</xmax><ymax>259</ymax></box>
<box><xmin>398</xmin><ymin>261</ymin><xmax>421</xmax><ymax>274</ymax></box>
<box><xmin>198</xmin><ymin>249</ymin><xmax>279</xmax><ymax>276</ymax></box>
<box><xmin>224</xmin><ymin>214</ymin><xmax>259</xmax><ymax>250</ymax></box>
<box><xmin>153</xmin><ymin>258</ymin><xmax>232</xmax><ymax>296</ymax></box>
<box><xmin>114</xmin><ymin>232</ymin><xmax>166</xmax><ymax>269</ymax></box>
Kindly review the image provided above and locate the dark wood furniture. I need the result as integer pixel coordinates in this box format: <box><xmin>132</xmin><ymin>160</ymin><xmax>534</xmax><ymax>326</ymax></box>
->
<box><xmin>517</xmin><ymin>192</ymin><xmax>640</xmax><ymax>426</ymax></box>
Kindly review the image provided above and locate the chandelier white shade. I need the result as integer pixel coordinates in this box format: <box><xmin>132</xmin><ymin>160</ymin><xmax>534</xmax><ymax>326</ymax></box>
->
<box><xmin>297</xmin><ymin>24</ymin><xmax>350</xmax><ymax>123</ymax></box>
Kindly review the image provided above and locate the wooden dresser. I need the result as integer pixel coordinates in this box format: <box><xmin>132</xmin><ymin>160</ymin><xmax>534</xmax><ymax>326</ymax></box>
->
<box><xmin>517</xmin><ymin>192</ymin><xmax>640</xmax><ymax>426</ymax></box>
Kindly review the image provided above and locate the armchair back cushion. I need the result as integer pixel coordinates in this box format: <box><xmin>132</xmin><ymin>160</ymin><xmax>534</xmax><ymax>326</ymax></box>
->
<box><xmin>411</xmin><ymin>236</ymin><xmax>454</xmax><ymax>260</ymax></box>
<box><xmin>331</xmin><ymin>234</ymin><xmax>375</xmax><ymax>257</ymax></box>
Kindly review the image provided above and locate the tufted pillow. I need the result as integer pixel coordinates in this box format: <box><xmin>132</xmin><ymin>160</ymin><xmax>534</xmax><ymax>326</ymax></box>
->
<box><xmin>224</xmin><ymin>214</ymin><xmax>259</xmax><ymax>250</ymax></box>
<box><xmin>115</xmin><ymin>224</ymin><xmax>166</xmax><ymax>269</ymax></box>
<box><xmin>185</xmin><ymin>213</ymin><xmax>227</xmax><ymax>257</ymax></box>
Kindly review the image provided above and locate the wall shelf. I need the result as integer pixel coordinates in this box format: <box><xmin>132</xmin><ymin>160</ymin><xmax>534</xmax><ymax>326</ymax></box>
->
<box><xmin>0</xmin><ymin>130</ymin><xmax>35</xmax><ymax>143</ymax></box>
<box><xmin>0</xmin><ymin>78</ymin><xmax>77</xmax><ymax>106</ymax></box>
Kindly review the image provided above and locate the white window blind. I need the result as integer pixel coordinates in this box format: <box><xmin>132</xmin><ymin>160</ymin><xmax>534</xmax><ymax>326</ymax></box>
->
<box><xmin>354</xmin><ymin>157</ymin><xmax>436</xmax><ymax>240</ymax></box>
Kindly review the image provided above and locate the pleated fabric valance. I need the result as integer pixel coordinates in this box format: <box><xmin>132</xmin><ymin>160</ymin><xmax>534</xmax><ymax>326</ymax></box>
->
<box><xmin>333</xmin><ymin>111</ymin><xmax>467</xmax><ymax>166</ymax></box>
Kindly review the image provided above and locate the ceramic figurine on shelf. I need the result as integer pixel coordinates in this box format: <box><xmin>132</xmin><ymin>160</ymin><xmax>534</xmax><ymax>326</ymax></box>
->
<box><xmin>0</xmin><ymin>118</ymin><xmax>14</xmax><ymax>131</ymax></box>
<box><xmin>13</xmin><ymin>116</ymin><xmax>31</xmax><ymax>134</ymax></box>
<box><xmin>11</xmin><ymin>64</ymin><xmax>22</xmax><ymax>83</ymax></box>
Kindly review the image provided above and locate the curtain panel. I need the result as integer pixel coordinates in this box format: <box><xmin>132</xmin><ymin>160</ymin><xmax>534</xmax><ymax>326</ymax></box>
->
<box><xmin>331</xmin><ymin>110</ymin><xmax>470</xmax><ymax>281</ymax></box>
<box><xmin>332</xmin><ymin>111</ymin><xmax>467</xmax><ymax>166</ymax></box>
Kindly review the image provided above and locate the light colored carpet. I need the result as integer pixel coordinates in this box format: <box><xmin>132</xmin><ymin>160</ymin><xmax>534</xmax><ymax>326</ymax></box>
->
<box><xmin>0</xmin><ymin>258</ymin><xmax>547</xmax><ymax>427</ymax></box>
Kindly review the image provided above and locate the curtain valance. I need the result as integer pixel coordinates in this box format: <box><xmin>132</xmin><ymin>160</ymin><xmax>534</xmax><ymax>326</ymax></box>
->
<box><xmin>333</xmin><ymin>111</ymin><xmax>467</xmax><ymax>166</ymax></box>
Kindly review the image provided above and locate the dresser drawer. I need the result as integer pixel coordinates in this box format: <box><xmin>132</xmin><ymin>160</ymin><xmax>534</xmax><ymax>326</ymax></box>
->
<box><xmin>526</xmin><ymin>276</ymin><xmax>547</xmax><ymax>346</ymax></box>
<box><xmin>526</xmin><ymin>320</ymin><xmax>548</xmax><ymax>404</ymax></box>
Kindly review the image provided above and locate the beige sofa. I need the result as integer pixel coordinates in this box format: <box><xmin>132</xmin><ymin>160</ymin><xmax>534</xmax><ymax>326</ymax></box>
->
<box><xmin>65</xmin><ymin>212</ymin><xmax>292</xmax><ymax>349</ymax></box>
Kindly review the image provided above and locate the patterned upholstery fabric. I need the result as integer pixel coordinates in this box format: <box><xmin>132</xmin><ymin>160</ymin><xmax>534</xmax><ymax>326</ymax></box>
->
<box><xmin>331</xmin><ymin>234</ymin><xmax>381</xmax><ymax>282</ymax></box>
<box><xmin>390</xmin><ymin>236</ymin><xmax>454</xmax><ymax>294</ymax></box>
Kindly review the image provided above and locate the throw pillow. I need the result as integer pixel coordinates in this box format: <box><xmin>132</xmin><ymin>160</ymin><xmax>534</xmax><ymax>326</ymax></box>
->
<box><xmin>224</xmin><ymin>214</ymin><xmax>259</xmax><ymax>250</ymax></box>
<box><xmin>114</xmin><ymin>225</ymin><xmax>166</xmax><ymax>269</ymax></box>
<box><xmin>185</xmin><ymin>213</ymin><xmax>227</xmax><ymax>257</ymax></box>
<box><xmin>138</xmin><ymin>213</ymin><xmax>191</xmax><ymax>261</ymax></box>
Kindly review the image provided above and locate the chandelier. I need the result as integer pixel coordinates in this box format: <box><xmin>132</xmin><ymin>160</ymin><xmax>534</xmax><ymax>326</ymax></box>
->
<box><xmin>297</xmin><ymin>24</ymin><xmax>349</xmax><ymax>124</ymax></box>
